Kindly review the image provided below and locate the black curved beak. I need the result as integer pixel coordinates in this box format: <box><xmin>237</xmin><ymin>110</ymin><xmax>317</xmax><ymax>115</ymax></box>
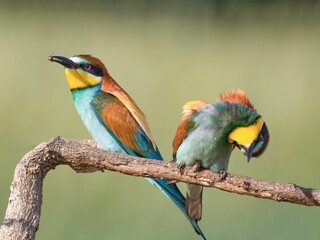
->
<box><xmin>235</xmin><ymin>143</ymin><xmax>255</xmax><ymax>162</ymax></box>
<box><xmin>48</xmin><ymin>55</ymin><xmax>78</xmax><ymax>69</ymax></box>
<box><xmin>246</xmin><ymin>142</ymin><xmax>256</xmax><ymax>162</ymax></box>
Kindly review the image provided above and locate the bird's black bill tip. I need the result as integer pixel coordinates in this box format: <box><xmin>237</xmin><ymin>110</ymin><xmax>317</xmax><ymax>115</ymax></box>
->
<box><xmin>246</xmin><ymin>142</ymin><xmax>256</xmax><ymax>162</ymax></box>
<box><xmin>48</xmin><ymin>55</ymin><xmax>78</xmax><ymax>69</ymax></box>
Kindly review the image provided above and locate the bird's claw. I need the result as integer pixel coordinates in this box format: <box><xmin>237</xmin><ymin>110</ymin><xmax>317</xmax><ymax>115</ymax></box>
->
<box><xmin>176</xmin><ymin>162</ymin><xmax>186</xmax><ymax>174</ymax></box>
<box><xmin>192</xmin><ymin>160</ymin><xmax>202</xmax><ymax>172</ymax></box>
<box><xmin>218</xmin><ymin>169</ymin><xmax>227</xmax><ymax>181</ymax></box>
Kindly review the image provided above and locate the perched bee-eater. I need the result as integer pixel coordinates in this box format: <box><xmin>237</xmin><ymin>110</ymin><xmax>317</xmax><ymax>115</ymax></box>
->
<box><xmin>49</xmin><ymin>54</ymin><xmax>206</xmax><ymax>239</ymax></box>
<box><xmin>173</xmin><ymin>90</ymin><xmax>269</xmax><ymax>221</ymax></box>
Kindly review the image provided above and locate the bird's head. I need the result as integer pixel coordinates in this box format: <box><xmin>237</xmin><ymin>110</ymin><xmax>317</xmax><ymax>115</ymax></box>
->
<box><xmin>220</xmin><ymin>90</ymin><xmax>270</xmax><ymax>162</ymax></box>
<box><xmin>48</xmin><ymin>54</ymin><xmax>108</xmax><ymax>90</ymax></box>
<box><xmin>228</xmin><ymin>117</ymin><xmax>269</xmax><ymax>162</ymax></box>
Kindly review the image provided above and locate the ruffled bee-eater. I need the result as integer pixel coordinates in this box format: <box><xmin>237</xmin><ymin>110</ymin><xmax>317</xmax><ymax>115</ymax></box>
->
<box><xmin>173</xmin><ymin>90</ymin><xmax>269</xmax><ymax>221</ymax></box>
<box><xmin>49</xmin><ymin>54</ymin><xmax>206</xmax><ymax>239</ymax></box>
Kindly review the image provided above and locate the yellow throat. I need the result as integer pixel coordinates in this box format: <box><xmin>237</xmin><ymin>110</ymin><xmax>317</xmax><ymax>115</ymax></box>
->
<box><xmin>65</xmin><ymin>69</ymin><xmax>101</xmax><ymax>90</ymax></box>
<box><xmin>228</xmin><ymin>117</ymin><xmax>264</xmax><ymax>145</ymax></box>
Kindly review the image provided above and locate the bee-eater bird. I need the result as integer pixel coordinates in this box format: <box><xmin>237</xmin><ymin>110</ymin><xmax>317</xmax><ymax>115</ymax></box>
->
<box><xmin>173</xmin><ymin>90</ymin><xmax>269</xmax><ymax>221</ymax></box>
<box><xmin>48</xmin><ymin>54</ymin><xmax>206</xmax><ymax>239</ymax></box>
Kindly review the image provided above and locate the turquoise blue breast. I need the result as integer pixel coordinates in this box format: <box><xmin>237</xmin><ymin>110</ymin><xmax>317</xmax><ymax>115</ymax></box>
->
<box><xmin>71</xmin><ymin>84</ymin><xmax>126</xmax><ymax>153</ymax></box>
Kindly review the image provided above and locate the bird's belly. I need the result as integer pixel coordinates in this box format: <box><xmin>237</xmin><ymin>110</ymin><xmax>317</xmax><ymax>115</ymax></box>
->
<box><xmin>175</xmin><ymin>131</ymin><xmax>215</xmax><ymax>166</ymax></box>
<box><xmin>175</xmin><ymin>127</ymin><xmax>232</xmax><ymax>172</ymax></box>
<box><xmin>208</xmin><ymin>152</ymin><xmax>232</xmax><ymax>172</ymax></box>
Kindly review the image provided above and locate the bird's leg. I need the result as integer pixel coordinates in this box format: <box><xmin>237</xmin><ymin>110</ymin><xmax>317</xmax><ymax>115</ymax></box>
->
<box><xmin>218</xmin><ymin>169</ymin><xmax>227</xmax><ymax>181</ymax></box>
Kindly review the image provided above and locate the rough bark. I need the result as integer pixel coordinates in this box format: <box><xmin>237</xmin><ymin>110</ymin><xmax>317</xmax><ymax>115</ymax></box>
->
<box><xmin>0</xmin><ymin>137</ymin><xmax>319</xmax><ymax>240</ymax></box>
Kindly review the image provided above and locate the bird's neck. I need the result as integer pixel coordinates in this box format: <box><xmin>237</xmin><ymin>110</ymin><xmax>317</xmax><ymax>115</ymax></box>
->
<box><xmin>71</xmin><ymin>83</ymin><xmax>101</xmax><ymax>97</ymax></box>
<box><xmin>70</xmin><ymin>84</ymin><xmax>102</xmax><ymax>110</ymax></box>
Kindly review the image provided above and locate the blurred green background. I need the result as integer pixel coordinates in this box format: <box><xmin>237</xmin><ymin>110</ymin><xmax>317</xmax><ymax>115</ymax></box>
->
<box><xmin>1</xmin><ymin>0</ymin><xmax>320</xmax><ymax>239</ymax></box>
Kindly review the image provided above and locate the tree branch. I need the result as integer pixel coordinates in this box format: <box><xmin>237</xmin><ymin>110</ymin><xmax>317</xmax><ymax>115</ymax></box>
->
<box><xmin>0</xmin><ymin>137</ymin><xmax>319</xmax><ymax>240</ymax></box>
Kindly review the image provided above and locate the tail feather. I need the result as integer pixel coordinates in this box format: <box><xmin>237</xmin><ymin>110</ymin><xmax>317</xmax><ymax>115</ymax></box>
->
<box><xmin>147</xmin><ymin>178</ymin><xmax>207</xmax><ymax>240</ymax></box>
<box><xmin>185</xmin><ymin>186</ymin><xmax>203</xmax><ymax>222</ymax></box>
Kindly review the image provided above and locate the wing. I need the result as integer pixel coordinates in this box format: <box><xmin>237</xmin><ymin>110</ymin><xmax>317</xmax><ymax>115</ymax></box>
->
<box><xmin>101</xmin><ymin>76</ymin><xmax>157</xmax><ymax>150</ymax></box>
<box><xmin>172</xmin><ymin>118</ymin><xmax>196</xmax><ymax>159</ymax></box>
<box><xmin>173</xmin><ymin>100</ymin><xmax>206</xmax><ymax>159</ymax></box>
<box><xmin>91</xmin><ymin>91</ymin><xmax>162</xmax><ymax>159</ymax></box>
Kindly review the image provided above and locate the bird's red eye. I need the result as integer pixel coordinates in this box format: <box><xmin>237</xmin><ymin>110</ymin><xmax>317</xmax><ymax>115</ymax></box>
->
<box><xmin>84</xmin><ymin>64</ymin><xmax>92</xmax><ymax>71</ymax></box>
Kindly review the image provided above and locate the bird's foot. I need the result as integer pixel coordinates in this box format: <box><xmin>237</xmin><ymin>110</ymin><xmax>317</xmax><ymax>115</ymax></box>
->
<box><xmin>218</xmin><ymin>169</ymin><xmax>227</xmax><ymax>181</ymax></box>
<box><xmin>176</xmin><ymin>162</ymin><xmax>186</xmax><ymax>174</ymax></box>
<box><xmin>192</xmin><ymin>160</ymin><xmax>202</xmax><ymax>172</ymax></box>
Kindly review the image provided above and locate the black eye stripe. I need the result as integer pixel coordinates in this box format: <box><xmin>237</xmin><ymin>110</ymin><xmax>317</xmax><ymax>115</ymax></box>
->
<box><xmin>80</xmin><ymin>64</ymin><xmax>103</xmax><ymax>77</ymax></box>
